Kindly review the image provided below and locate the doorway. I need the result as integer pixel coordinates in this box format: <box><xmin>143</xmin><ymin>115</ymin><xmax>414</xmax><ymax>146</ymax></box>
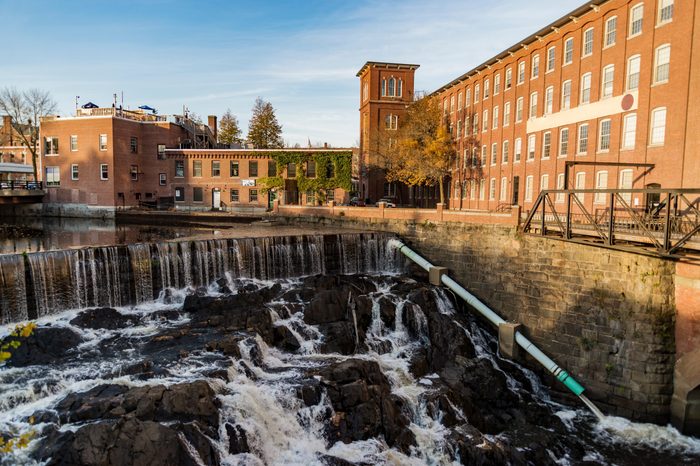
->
<box><xmin>512</xmin><ymin>176</ymin><xmax>520</xmax><ymax>205</ymax></box>
<box><xmin>212</xmin><ymin>188</ymin><xmax>221</xmax><ymax>210</ymax></box>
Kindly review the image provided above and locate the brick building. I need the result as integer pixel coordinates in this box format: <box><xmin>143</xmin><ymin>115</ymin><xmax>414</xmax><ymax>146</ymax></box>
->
<box><xmin>364</xmin><ymin>0</ymin><xmax>697</xmax><ymax>212</ymax></box>
<box><xmin>164</xmin><ymin>148</ymin><xmax>353</xmax><ymax>212</ymax></box>
<box><xmin>0</xmin><ymin>115</ymin><xmax>37</xmax><ymax>182</ymax></box>
<box><xmin>39</xmin><ymin>107</ymin><xmax>216</xmax><ymax>217</ymax></box>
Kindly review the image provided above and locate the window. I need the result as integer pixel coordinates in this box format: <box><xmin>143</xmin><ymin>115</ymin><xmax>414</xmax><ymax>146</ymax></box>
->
<box><xmin>458</xmin><ymin>92</ymin><xmax>463</xmax><ymax>109</ymax></box>
<box><xmin>514</xmin><ymin>138</ymin><xmax>522</xmax><ymax>162</ymax></box>
<box><xmin>175</xmin><ymin>160</ymin><xmax>185</xmax><ymax>178</ymax></box>
<box><xmin>546</xmin><ymin>47</ymin><xmax>556</xmax><ymax>72</ymax></box>
<box><xmin>630</xmin><ymin>4</ymin><xmax>643</xmax><ymax>37</ymax></box>
<box><xmin>99</xmin><ymin>134</ymin><xmax>107</xmax><ymax>151</ymax></box>
<box><xmin>601</xmin><ymin>65</ymin><xmax>615</xmax><ymax>99</ymax></box>
<box><xmin>654</xmin><ymin>45</ymin><xmax>671</xmax><ymax>84</ymax></box>
<box><xmin>481</xmin><ymin>145</ymin><xmax>487</xmax><ymax>166</ymax></box>
<box><xmin>556</xmin><ymin>173</ymin><xmax>565</xmax><ymax>203</ymax></box>
<box><xmin>561</xmin><ymin>80</ymin><xmax>572</xmax><ymax>110</ymax></box>
<box><xmin>474</xmin><ymin>84</ymin><xmax>480</xmax><ymax>102</ymax></box>
<box><xmin>100</xmin><ymin>164</ymin><xmax>109</xmax><ymax>180</ymax></box>
<box><xmin>363</xmin><ymin>82</ymin><xmax>368</xmax><ymax>101</ymax></box>
<box><xmin>385</xmin><ymin>114</ymin><xmax>398</xmax><ymax>130</ymax></box>
<box><xmin>230</xmin><ymin>189</ymin><xmax>239</xmax><ymax>202</ymax></box>
<box><xmin>249</xmin><ymin>161</ymin><xmax>258</xmax><ymax>177</ymax></box>
<box><xmin>531</xmin><ymin>54</ymin><xmax>540</xmax><ymax>79</ymax></box>
<box><xmin>580</xmin><ymin>73</ymin><xmax>592</xmax><ymax>104</ymax></box>
<box><xmin>516</xmin><ymin>97</ymin><xmax>524</xmax><ymax>122</ymax></box>
<box><xmin>484</xmin><ymin>79</ymin><xmax>490</xmax><ymax>99</ymax></box>
<box><xmin>559</xmin><ymin>128</ymin><xmax>569</xmax><ymax>157</ymax></box>
<box><xmin>157</xmin><ymin>144</ymin><xmax>166</xmax><ymax>160</ymax></box>
<box><xmin>159</xmin><ymin>173</ymin><xmax>166</xmax><ymax>186</ymax></box>
<box><xmin>529</xmin><ymin>92</ymin><xmax>538</xmax><ymax>118</ymax></box>
<box><xmin>473</xmin><ymin>113</ymin><xmax>479</xmax><ymax>135</ymax></box>
<box><xmin>212</xmin><ymin>160</ymin><xmax>221</xmax><ymax>177</ymax></box>
<box><xmin>564</xmin><ymin>38</ymin><xmax>574</xmax><ymax>65</ymax></box>
<box><xmin>130</xmin><ymin>137</ymin><xmax>138</xmax><ymax>153</ymax></box>
<box><xmin>517</xmin><ymin>61</ymin><xmax>526</xmax><ymax>84</ymax></box>
<box><xmin>525</xmin><ymin>175</ymin><xmax>534</xmax><ymax>201</ymax></box>
<box><xmin>44</xmin><ymin>137</ymin><xmax>59</xmax><ymax>155</ymax></box>
<box><xmin>388</xmin><ymin>77</ymin><xmax>395</xmax><ymax>96</ymax></box>
<box><xmin>598</xmin><ymin>119</ymin><xmax>611</xmax><ymax>151</ymax></box>
<box><xmin>482</xmin><ymin>109</ymin><xmax>488</xmax><ymax>132</ymax></box>
<box><xmin>527</xmin><ymin>134</ymin><xmax>536</xmax><ymax>160</ymax></box>
<box><xmin>619</xmin><ymin>169</ymin><xmax>633</xmax><ymax>203</ymax></box>
<box><xmin>583</xmin><ymin>28</ymin><xmax>594</xmax><ymax>57</ymax></box>
<box><xmin>193</xmin><ymin>160</ymin><xmax>202</xmax><ymax>177</ymax></box>
<box><xmin>287</xmin><ymin>163</ymin><xmax>296</xmax><ymax>177</ymax></box>
<box><xmin>193</xmin><ymin>187</ymin><xmax>203</xmax><ymax>202</ymax></box>
<box><xmin>502</xmin><ymin>140</ymin><xmax>509</xmax><ymax>163</ymax></box>
<box><xmin>500</xmin><ymin>177</ymin><xmax>508</xmax><ymax>201</ymax></box>
<box><xmin>327</xmin><ymin>190</ymin><xmax>335</xmax><ymax>202</ymax></box>
<box><xmin>306</xmin><ymin>161</ymin><xmax>316</xmax><ymax>177</ymax></box>
<box><xmin>650</xmin><ymin>107</ymin><xmax>666</xmax><ymax>145</ymax></box>
<box><xmin>492</xmin><ymin>106</ymin><xmax>499</xmax><ymax>129</ymax></box>
<box><xmin>250</xmin><ymin>189</ymin><xmax>258</xmax><ymax>203</ymax></box>
<box><xmin>70</xmin><ymin>135</ymin><xmax>78</xmax><ymax>152</ymax></box>
<box><xmin>326</xmin><ymin>162</ymin><xmax>334</xmax><ymax>178</ymax></box>
<box><xmin>71</xmin><ymin>164</ymin><xmax>79</xmax><ymax>180</ymax></box>
<box><xmin>479</xmin><ymin>179</ymin><xmax>486</xmax><ymax>200</ymax></box>
<box><xmin>494</xmin><ymin>74</ymin><xmax>501</xmax><ymax>94</ymax></box>
<box><xmin>627</xmin><ymin>55</ymin><xmax>641</xmax><ymax>90</ymax></box>
<box><xmin>175</xmin><ymin>187</ymin><xmax>184</xmax><ymax>202</ymax></box>
<box><xmin>658</xmin><ymin>0</ymin><xmax>674</xmax><ymax>24</ymax></box>
<box><xmin>450</xmin><ymin>95</ymin><xmax>455</xmax><ymax>113</ymax></box>
<box><xmin>540</xmin><ymin>174</ymin><xmax>549</xmax><ymax>193</ymax></box>
<box><xmin>542</xmin><ymin>132</ymin><xmax>551</xmax><ymax>159</ymax></box>
<box><xmin>505</xmin><ymin>68</ymin><xmax>512</xmax><ymax>89</ymax></box>
<box><xmin>491</xmin><ymin>143</ymin><xmax>497</xmax><ymax>165</ymax></box>
<box><xmin>578</xmin><ymin>123</ymin><xmax>589</xmax><ymax>154</ymax></box>
<box><xmin>503</xmin><ymin>102</ymin><xmax>511</xmax><ymax>126</ymax></box>
<box><xmin>595</xmin><ymin>171</ymin><xmax>608</xmax><ymax>204</ymax></box>
<box><xmin>457</xmin><ymin>120</ymin><xmax>462</xmax><ymax>138</ymax></box>
<box><xmin>130</xmin><ymin>164</ymin><xmax>138</xmax><ymax>181</ymax></box>
<box><xmin>230</xmin><ymin>161</ymin><xmax>239</xmax><ymax>177</ymax></box>
<box><xmin>464</xmin><ymin>117</ymin><xmax>470</xmax><ymax>137</ymax></box>
<box><xmin>269</xmin><ymin>161</ymin><xmax>277</xmax><ymax>177</ymax></box>
<box><xmin>489</xmin><ymin>178</ymin><xmax>496</xmax><ymax>200</ymax></box>
<box><xmin>622</xmin><ymin>113</ymin><xmax>637</xmax><ymax>149</ymax></box>
<box><xmin>605</xmin><ymin>17</ymin><xmax>617</xmax><ymax>47</ymax></box>
<box><xmin>544</xmin><ymin>86</ymin><xmax>554</xmax><ymax>114</ymax></box>
<box><xmin>466</xmin><ymin>88</ymin><xmax>471</xmax><ymax>105</ymax></box>
<box><xmin>575</xmin><ymin>172</ymin><xmax>586</xmax><ymax>202</ymax></box>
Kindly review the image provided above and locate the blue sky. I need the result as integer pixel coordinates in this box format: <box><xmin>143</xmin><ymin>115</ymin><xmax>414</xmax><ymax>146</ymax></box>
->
<box><xmin>2</xmin><ymin>0</ymin><xmax>583</xmax><ymax>146</ymax></box>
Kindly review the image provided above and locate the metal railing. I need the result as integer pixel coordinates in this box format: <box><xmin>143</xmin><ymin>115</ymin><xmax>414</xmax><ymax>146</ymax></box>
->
<box><xmin>0</xmin><ymin>180</ymin><xmax>43</xmax><ymax>191</ymax></box>
<box><xmin>521</xmin><ymin>188</ymin><xmax>700</xmax><ymax>257</ymax></box>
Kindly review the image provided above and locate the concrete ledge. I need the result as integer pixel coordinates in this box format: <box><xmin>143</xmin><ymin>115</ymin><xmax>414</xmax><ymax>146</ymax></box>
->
<box><xmin>498</xmin><ymin>322</ymin><xmax>522</xmax><ymax>360</ymax></box>
<box><xmin>428</xmin><ymin>266</ymin><xmax>447</xmax><ymax>286</ymax></box>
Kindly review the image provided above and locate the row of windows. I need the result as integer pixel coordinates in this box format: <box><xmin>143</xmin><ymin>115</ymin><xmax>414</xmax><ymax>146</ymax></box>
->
<box><xmin>173</xmin><ymin>160</ymin><xmax>335</xmax><ymax>179</ymax></box>
<box><xmin>381</xmin><ymin>77</ymin><xmax>403</xmax><ymax>98</ymax></box>
<box><xmin>444</xmin><ymin>1</ymin><xmax>674</xmax><ymax>113</ymax></box>
<box><xmin>448</xmin><ymin>44</ymin><xmax>670</xmax><ymax>128</ymax></box>
<box><xmin>45</xmin><ymin>164</ymin><xmax>110</xmax><ymax>186</ymax></box>
<box><xmin>460</xmin><ymin>107</ymin><xmax>666</xmax><ymax>169</ymax></box>
<box><xmin>44</xmin><ymin>134</ymin><xmax>168</xmax><ymax>157</ymax></box>
<box><xmin>174</xmin><ymin>187</ymin><xmax>259</xmax><ymax>203</ymax></box>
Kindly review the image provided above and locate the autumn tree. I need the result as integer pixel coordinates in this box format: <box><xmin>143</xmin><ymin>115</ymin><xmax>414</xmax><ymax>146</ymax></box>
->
<box><xmin>375</xmin><ymin>95</ymin><xmax>456</xmax><ymax>204</ymax></box>
<box><xmin>0</xmin><ymin>88</ymin><xmax>57</xmax><ymax>180</ymax></box>
<box><xmin>247</xmin><ymin>97</ymin><xmax>283</xmax><ymax>149</ymax></box>
<box><xmin>218</xmin><ymin>109</ymin><xmax>242</xmax><ymax>146</ymax></box>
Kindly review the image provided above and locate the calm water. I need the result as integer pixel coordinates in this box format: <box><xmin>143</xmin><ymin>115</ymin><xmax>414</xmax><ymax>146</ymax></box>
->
<box><xmin>0</xmin><ymin>217</ymin><xmax>241</xmax><ymax>255</ymax></box>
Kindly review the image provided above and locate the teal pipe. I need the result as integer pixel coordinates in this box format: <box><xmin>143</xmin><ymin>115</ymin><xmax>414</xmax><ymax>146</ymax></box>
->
<box><xmin>392</xmin><ymin>239</ymin><xmax>597</xmax><ymax>409</ymax></box>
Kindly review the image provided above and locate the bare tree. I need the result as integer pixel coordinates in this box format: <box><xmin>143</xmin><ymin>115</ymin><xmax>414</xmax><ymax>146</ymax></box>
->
<box><xmin>0</xmin><ymin>87</ymin><xmax>57</xmax><ymax>179</ymax></box>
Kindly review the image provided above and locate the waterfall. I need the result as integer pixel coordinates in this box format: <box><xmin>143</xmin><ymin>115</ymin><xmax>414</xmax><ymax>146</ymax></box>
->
<box><xmin>0</xmin><ymin>233</ymin><xmax>405</xmax><ymax>324</ymax></box>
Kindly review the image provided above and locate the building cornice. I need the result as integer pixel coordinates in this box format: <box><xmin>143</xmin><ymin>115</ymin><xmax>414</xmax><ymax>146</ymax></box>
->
<box><xmin>356</xmin><ymin>61</ymin><xmax>420</xmax><ymax>77</ymax></box>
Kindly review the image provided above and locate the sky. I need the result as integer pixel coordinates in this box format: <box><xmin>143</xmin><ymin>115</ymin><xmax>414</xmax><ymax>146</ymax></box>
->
<box><xmin>2</xmin><ymin>0</ymin><xmax>584</xmax><ymax>147</ymax></box>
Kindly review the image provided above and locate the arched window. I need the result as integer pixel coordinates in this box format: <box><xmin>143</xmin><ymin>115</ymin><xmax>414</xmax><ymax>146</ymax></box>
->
<box><xmin>397</xmin><ymin>78</ymin><xmax>403</xmax><ymax>97</ymax></box>
<box><xmin>381</xmin><ymin>79</ymin><xmax>386</xmax><ymax>97</ymax></box>
<box><xmin>388</xmin><ymin>77</ymin><xmax>395</xmax><ymax>97</ymax></box>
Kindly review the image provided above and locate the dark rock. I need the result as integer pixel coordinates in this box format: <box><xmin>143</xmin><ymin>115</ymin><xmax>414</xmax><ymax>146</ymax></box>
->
<box><xmin>304</xmin><ymin>289</ymin><xmax>349</xmax><ymax>324</ymax></box>
<box><xmin>299</xmin><ymin>379</ymin><xmax>323</xmax><ymax>406</ymax></box>
<box><xmin>70</xmin><ymin>307</ymin><xmax>138</xmax><ymax>330</ymax></box>
<box><xmin>318</xmin><ymin>321</ymin><xmax>357</xmax><ymax>355</ymax></box>
<box><xmin>206</xmin><ymin>334</ymin><xmax>244</xmax><ymax>358</ymax></box>
<box><xmin>273</xmin><ymin>324</ymin><xmax>301</xmax><ymax>352</ymax></box>
<box><xmin>225</xmin><ymin>423</ymin><xmax>249</xmax><ymax>454</ymax></box>
<box><xmin>3</xmin><ymin>326</ymin><xmax>82</xmax><ymax>367</ymax></box>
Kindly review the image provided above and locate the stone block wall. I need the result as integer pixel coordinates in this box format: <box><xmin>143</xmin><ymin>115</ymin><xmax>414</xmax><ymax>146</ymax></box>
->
<box><xmin>282</xmin><ymin>214</ymin><xmax>677</xmax><ymax>423</ymax></box>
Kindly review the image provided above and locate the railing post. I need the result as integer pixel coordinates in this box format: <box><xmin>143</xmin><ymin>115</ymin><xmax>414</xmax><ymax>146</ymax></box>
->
<box><xmin>607</xmin><ymin>192</ymin><xmax>615</xmax><ymax>245</ymax></box>
<box><xmin>663</xmin><ymin>193</ymin><xmax>673</xmax><ymax>252</ymax></box>
<box><xmin>565</xmin><ymin>191</ymin><xmax>572</xmax><ymax>239</ymax></box>
<box><xmin>540</xmin><ymin>194</ymin><xmax>546</xmax><ymax>235</ymax></box>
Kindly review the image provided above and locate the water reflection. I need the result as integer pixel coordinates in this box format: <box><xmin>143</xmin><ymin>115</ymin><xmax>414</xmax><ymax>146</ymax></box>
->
<box><xmin>0</xmin><ymin>217</ymin><xmax>230</xmax><ymax>255</ymax></box>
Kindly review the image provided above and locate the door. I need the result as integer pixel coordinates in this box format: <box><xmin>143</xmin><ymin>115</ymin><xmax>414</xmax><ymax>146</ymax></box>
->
<box><xmin>212</xmin><ymin>189</ymin><xmax>221</xmax><ymax>210</ymax></box>
<box><xmin>619</xmin><ymin>169</ymin><xmax>633</xmax><ymax>204</ymax></box>
<box><xmin>512</xmin><ymin>176</ymin><xmax>520</xmax><ymax>205</ymax></box>
<box><xmin>268</xmin><ymin>190</ymin><xmax>277</xmax><ymax>210</ymax></box>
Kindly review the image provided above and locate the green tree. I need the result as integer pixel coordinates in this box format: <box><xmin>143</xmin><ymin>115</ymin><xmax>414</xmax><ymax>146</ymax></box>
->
<box><xmin>218</xmin><ymin>109</ymin><xmax>242</xmax><ymax>146</ymax></box>
<box><xmin>247</xmin><ymin>97</ymin><xmax>283</xmax><ymax>149</ymax></box>
<box><xmin>0</xmin><ymin>88</ymin><xmax>57</xmax><ymax>180</ymax></box>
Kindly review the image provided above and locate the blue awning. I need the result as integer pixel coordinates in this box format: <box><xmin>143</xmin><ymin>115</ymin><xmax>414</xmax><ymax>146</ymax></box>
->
<box><xmin>82</xmin><ymin>102</ymin><xmax>98</xmax><ymax>109</ymax></box>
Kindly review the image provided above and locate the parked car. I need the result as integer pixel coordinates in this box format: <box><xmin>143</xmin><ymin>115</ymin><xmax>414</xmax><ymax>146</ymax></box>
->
<box><xmin>377</xmin><ymin>198</ymin><xmax>396</xmax><ymax>208</ymax></box>
<box><xmin>349</xmin><ymin>197</ymin><xmax>366</xmax><ymax>207</ymax></box>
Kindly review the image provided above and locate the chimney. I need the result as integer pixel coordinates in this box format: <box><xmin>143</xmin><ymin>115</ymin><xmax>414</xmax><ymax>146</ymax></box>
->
<box><xmin>323</xmin><ymin>142</ymin><xmax>328</xmax><ymax>148</ymax></box>
<box><xmin>208</xmin><ymin>115</ymin><xmax>218</xmax><ymax>141</ymax></box>
<box><xmin>2</xmin><ymin>115</ymin><xmax>12</xmax><ymax>144</ymax></box>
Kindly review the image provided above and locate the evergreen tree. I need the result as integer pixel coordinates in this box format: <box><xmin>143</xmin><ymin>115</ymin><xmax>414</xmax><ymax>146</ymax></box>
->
<box><xmin>247</xmin><ymin>97</ymin><xmax>284</xmax><ymax>148</ymax></box>
<box><xmin>218</xmin><ymin>109</ymin><xmax>242</xmax><ymax>146</ymax></box>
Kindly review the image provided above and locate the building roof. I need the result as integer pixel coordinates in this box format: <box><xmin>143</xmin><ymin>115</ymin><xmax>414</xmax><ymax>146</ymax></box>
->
<box><xmin>356</xmin><ymin>61</ymin><xmax>420</xmax><ymax>77</ymax></box>
<box><xmin>430</xmin><ymin>0</ymin><xmax>608</xmax><ymax>96</ymax></box>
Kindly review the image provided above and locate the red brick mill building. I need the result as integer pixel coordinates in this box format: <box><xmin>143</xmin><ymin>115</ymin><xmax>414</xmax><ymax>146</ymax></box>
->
<box><xmin>360</xmin><ymin>0</ymin><xmax>699</xmax><ymax>213</ymax></box>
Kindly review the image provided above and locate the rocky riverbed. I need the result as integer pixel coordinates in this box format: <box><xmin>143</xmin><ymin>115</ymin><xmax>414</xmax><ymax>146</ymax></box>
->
<box><xmin>1</xmin><ymin>273</ymin><xmax>699</xmax><ymax>465</ymax></box>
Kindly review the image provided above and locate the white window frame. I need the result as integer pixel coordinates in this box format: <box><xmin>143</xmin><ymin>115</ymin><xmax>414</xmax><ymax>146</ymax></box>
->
<box><xmin>531</xmin><ymin>54</ymin><xmax>540</xmax><ymax>79</ymax></box>
<box><xmin>544</xmin><ymin>86</ymin><xmax>554</xmax><ymax>114</ymax></box>
<box><xmin>582</xmin><ymin>28</ymin><xmax>594</xmax><ymax>57</ymax></box>
<box><xmin>546</xmin><ymin>46</ymin><xmax>556</xmax><ymax>73</ymax></box>
<box><xmin>556</xmin><ymin>173</ymin><xmax>565</xmax><ymax>203</ymax></box>
<box><xmin>529</xmin><ymin>92</ymin><xmax>538</xmax><ymax>119</ymax></box>
<box><xmin>505</xmin><ymin>68</ymin><xmax>513</xmax><ymax>89</ymax></box>
<box><xmin>601</xmin><ymin>65</ymin><xmax>615</xmax><ymax>99</ymax></box>
<box><xmin>622</xmin><ymin>113</ymin><xmax>637</xmax><ymax>149</ymax></box>
<box><xmin>578</xmin><ymin>123</ymin><xmax>589</xmax><ymax>154</ymax></box>
<box><xmin>564</xmin><ymin>38</ymin><xmax>574</xmax><ymax>65</ymax></box>
<box><xmin>629</xmin><ymin>3</ymin><xmax>644</xmax><ymax>38</ymax></box>
<box><xmin>517</xmin><ymin>61</ymin><xmax>526</xmax><ymax>85</ymax></box>
<box><xmin>99</xmin><ymin>134</ymin><xmax>108</xmax><ymax>151</ymax></box>
<box><xmin>525</xmin><ymin>175</ymin><xmax>534</xmax><ymax>202</ymax></box>
<box><xmin>492</xmin><ymin>106</ymin><xmax>499</xmax><ymax>129</ymax></box>
<box><xmin>527</xmin><ymin>134</ymin><xmax>536</xmax><ymax>160</ymax></box>
<box><xmin>650</xmin><ymin>107</ymin><xmax>667</xmax><ymax>146</ymax></box>
<box><xmin>494</xmin><ymin>74</ymin><xmax>501</xmax><ymax>95</ymax></box>
<box><xmin>598</xmin><ymin>119</ymin><xmax>612</xmax><ymax>152</ymax></box>
<box><xmin>619</xmin><ymin>169</ymin><xmax>634</xmax><ymax>203</ymax></box>
<box><xmin>561</xmin><ymin>80</ymin><xmax>572</xmax><ymax>110</ymax></box>
<box><xmin>71</xmin><ymin>164</ymin><xmax>79</xmax><ymax>181</ymax></box>
<box><xmin>491</xmin><ymin>142</ymin><xmax>497</xmax><ymax>165</ymax></box>
<box><xmin>502</xmin><ymin>140</ymin><xmax>510</xmax><ymax>164</ymax></box>
<box><xmin>575</xmin><ymin>172</ymin><xmax>586</xmax><ymax>202</ymax></box>
<box><xmin>489</xmin><ymin>178</ymin><xmax>497</xmax><ymax>200</ymax></box>
<box><xmin>500</xmin><ymin>177</ymin><xmax>508</xmax><ymax>202</ymax></box>
<box><xmin>503</xmin><ymin>102</ymin><xmax>511</xmax><ymax>127</ymax></box>
<box><xmin>516</xmin><ymin>97</ymin><xmax>524</xmax><ymax>122</ymax></box>
<box><xmin>100</xmin><ymin>163</ymin><xmax>109</xmax><ymax>180</ymax></box>
<box><xmin>657</xmin><ymin>0</ymin><xmax>674</xmax><ymax>25</ymax></box>
<box><xmin>595</xmin><ymin>171</ymin><xmax>609</xmax><ymax>204</ymax></box>
<box><xmin>604</xmin><ymin>16</ymin><xmax>617</xmax><ymax>47</ymax></box>
<box><xmin>70</xmin><ymin>135</ymin><xmax>78</xmax><ymax>152</ymax></box>
<box><xmin>482</xmin><ymin>109</ymin><xmax>488</xmax><ymax>133</ymax></box>
<box><xmin>559</xmin><ymin>127</ymin><xmax>569</xmax><ymax>157</ymax></box>
<box><xmin>580</xmin><ymin>72</ymin><xmax>592</xmax><ymax>104</ymax></box>
<box><xmin>626</xmin><ymin>55</ymin><xmax>641</xmax><ymax>91</ymax></box>
<box><xmin>484</xmin><ymin>79</ymin><xmax>490</xmax><ymax>99</ymax></box>
<box><xmin>514</xmin><ymin>137</ymin><xmax>522</xmax><ymax>163</ymax></box>
<box><xmin>542</xmin><ymin>131</ymin><xmax>552</xmax><ymax>159</ymax></box>
<box><xmin>653</xmin><ymin>44</ymin><xmax>671</xmax><ymax>84</ymax></box>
